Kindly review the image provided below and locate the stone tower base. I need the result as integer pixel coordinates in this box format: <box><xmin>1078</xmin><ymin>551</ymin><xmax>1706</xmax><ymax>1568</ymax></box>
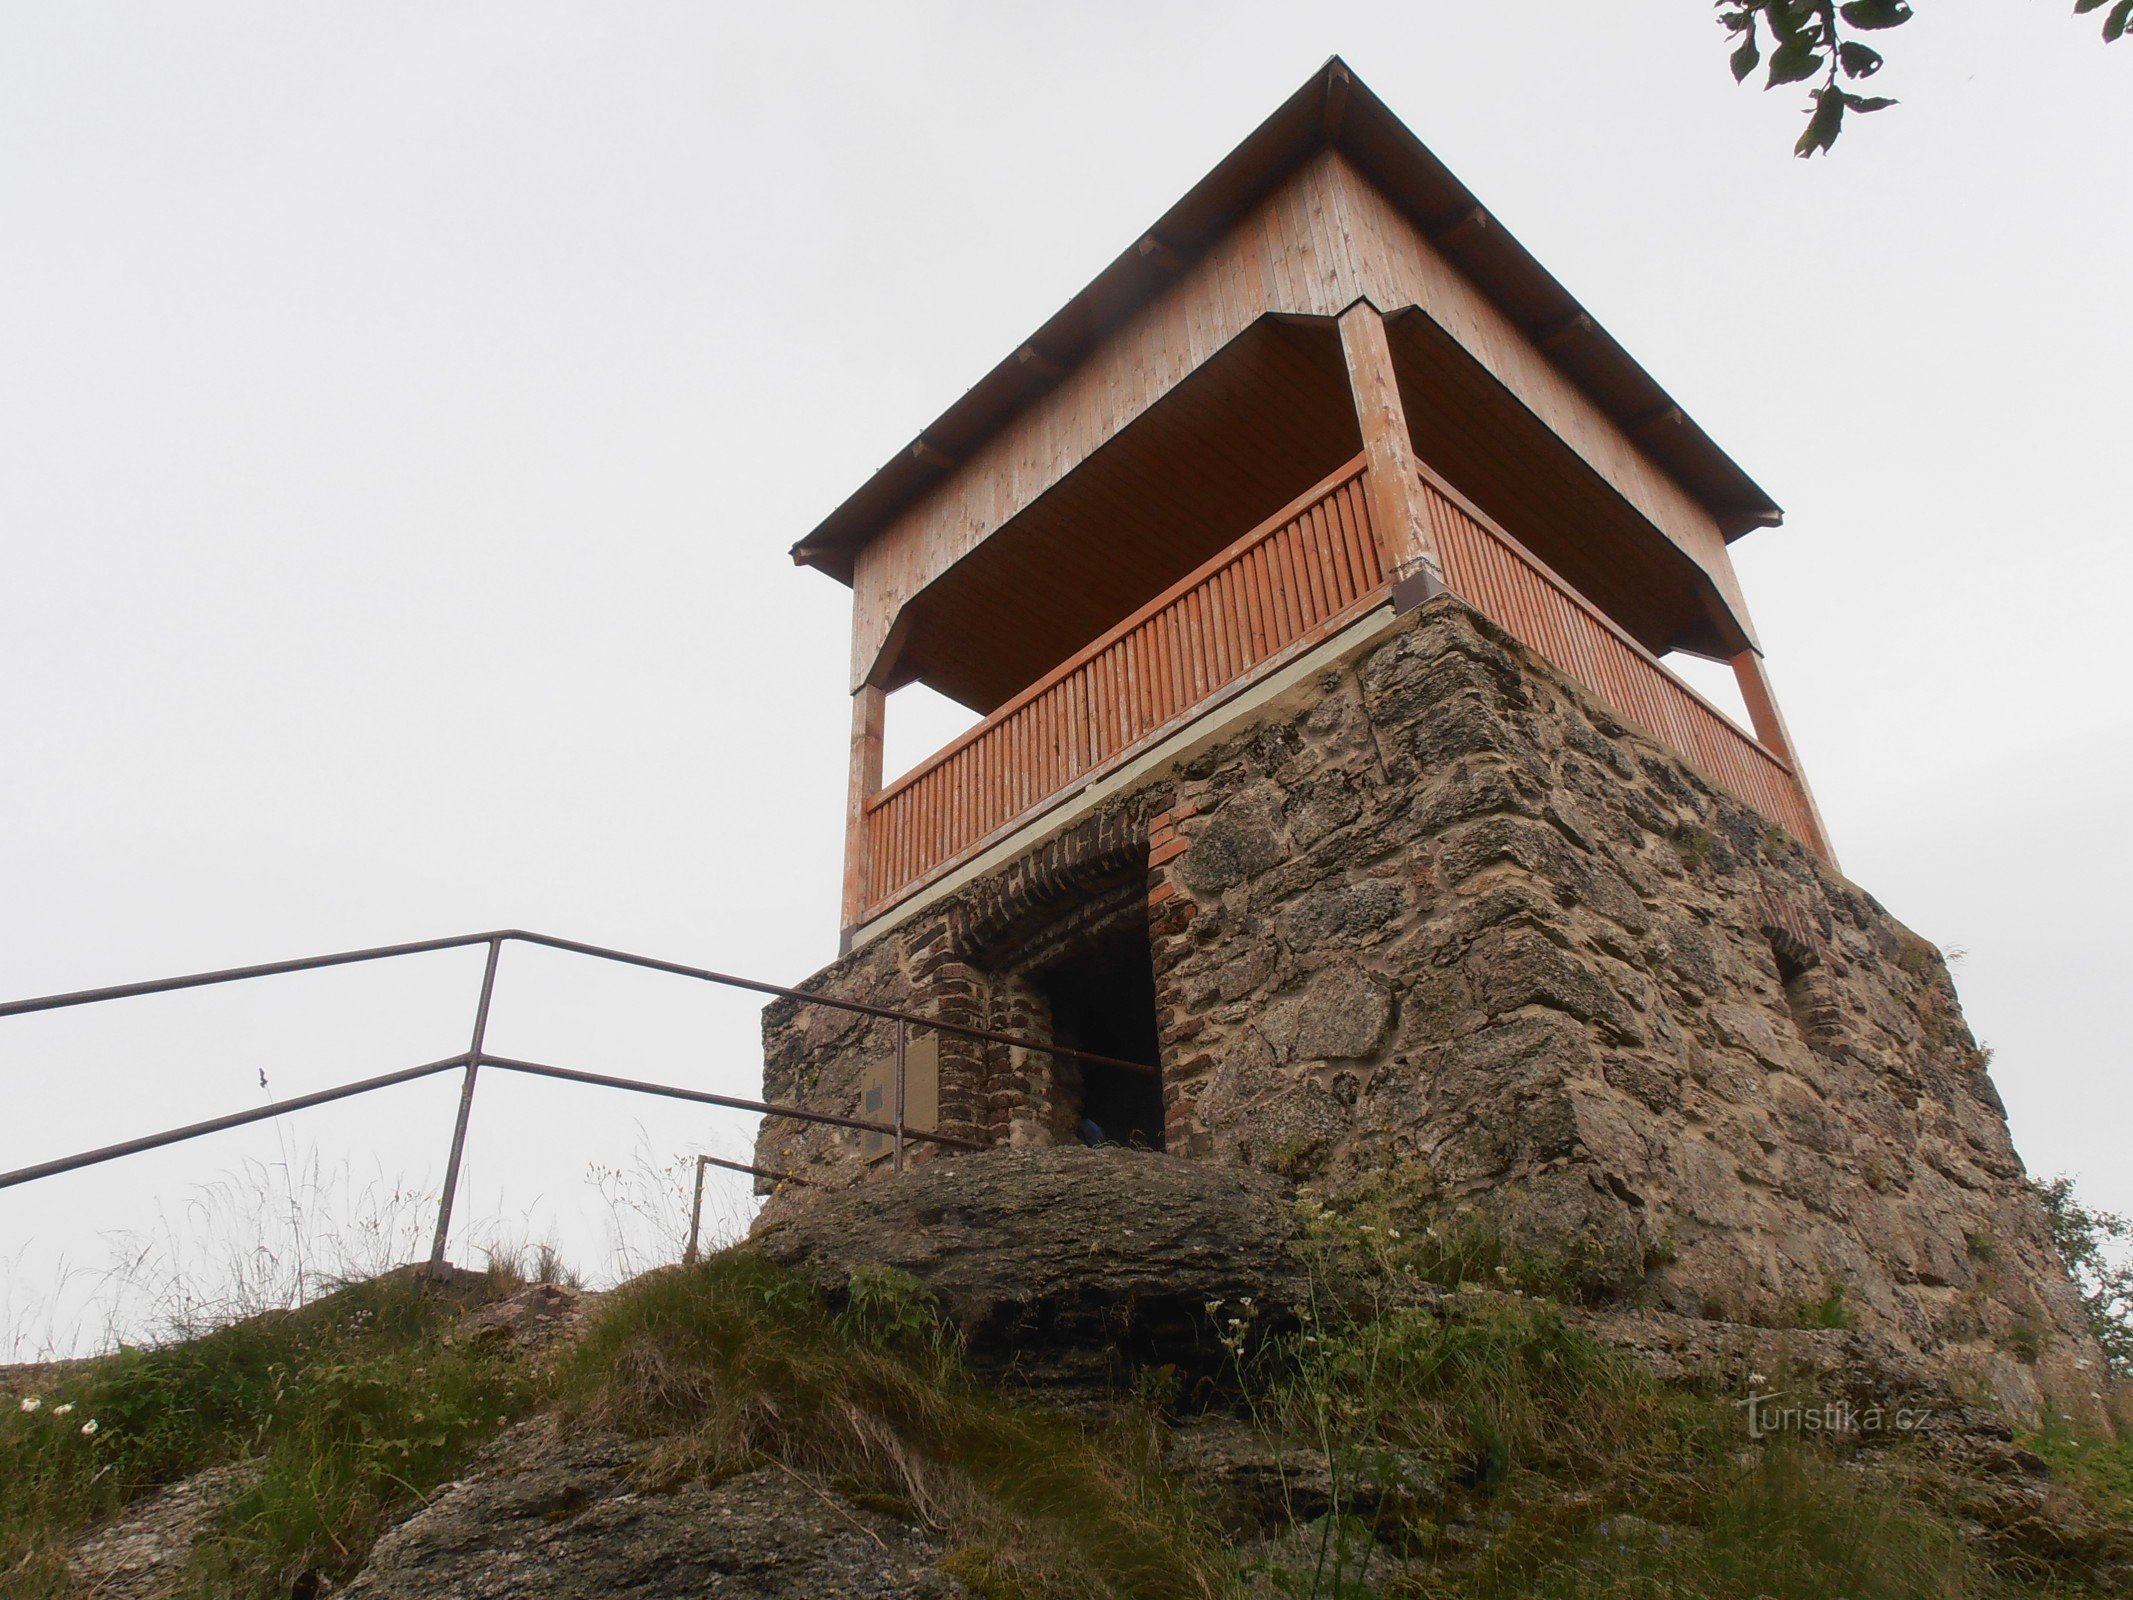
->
<box><xmin>758</xmin><ymin>596</ymin><xmax>2107</xmax><ymax>1428</ymax></box>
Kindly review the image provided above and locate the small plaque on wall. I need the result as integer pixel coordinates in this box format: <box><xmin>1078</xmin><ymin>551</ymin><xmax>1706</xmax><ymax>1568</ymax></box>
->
<box><xmin>860</xmin><ymin>1030</ymin><xmax>939</xmax><ymax>1163</ymax></box>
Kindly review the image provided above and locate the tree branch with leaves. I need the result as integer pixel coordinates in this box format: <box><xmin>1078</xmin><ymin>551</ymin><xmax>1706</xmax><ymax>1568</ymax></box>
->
<box><xmin>2032</xmin><ymin>1176</ymin><xmax>2133</xmax><ymax>1379</ymax></box>
<box><xmin>1720</xmin><ymin>0</ymin><xmax>2127</xmax><ymax>158</ymax></box>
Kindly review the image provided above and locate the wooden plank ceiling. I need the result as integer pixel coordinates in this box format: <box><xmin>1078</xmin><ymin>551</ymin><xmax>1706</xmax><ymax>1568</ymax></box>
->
<box><xmin>887</xmin><ymin>319</ymin><xmax>1362</xmax><ymax>714</ymax></box>
<box><xmin>886</xmin><ymin>307</ymin><xmax>1746</xmax><ymax>717</ymax></box>
<box><xmin>1386</xmin><ymin>310</ymin><xmax>1747</xmax><ymax>661</ymax></box>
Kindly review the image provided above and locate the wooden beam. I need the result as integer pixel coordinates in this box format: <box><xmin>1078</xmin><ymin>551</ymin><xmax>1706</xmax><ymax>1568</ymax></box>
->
<box><xmin>1137</xmin><ymin>233</ymin><xmax>1185</xmax><ymax>274</ymax></box>
<box><xmin>841</xmin><ymin>683</ymin><xmax>886</xmax><ymax>935</ymax></box>
<box><xmin>1628</xmin><ymin>404</ymin><xmax>1685</xmax><ymax>440</ymax></box>
<box><xmin>909</xmin><ymin>437</ymin><xmax>957</xmax><ymax>471</ymax></box>
<box><xmin>1337</xmin><ymin>301</ymin><xmax>1442</xmax><ymax>597</ymax></box>
<box><xmin>1428</xmin><ymin>205</ymin><xmax>1489</xmax><ymax>249</ymax></box>
<box><xmin>1015</xmin><ymin>343</ymin><xmax>1063</xmax><ymax>379</ymax></box>
<box><xmin>1322</xmin><ymin>59</ymin><xmax>1352</xmax><ymax>138</ymax></box>
<box><xmin>1534</xmin><ymin>310</ymin><xmax>1594</xmax><ymax>353</ymax></box>
<box><xmin>1729</xmin><ymin>650</ymin><xmax>1838</xmax><ymax>868</ymax></box>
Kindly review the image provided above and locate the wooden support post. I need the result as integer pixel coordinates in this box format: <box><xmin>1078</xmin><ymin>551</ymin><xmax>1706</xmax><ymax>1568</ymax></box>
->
<box><xmin>841</xmin><ymin>683</ymin><xmax>886</xmax><ymax>939</ymax></box>
<box><xmin>1730</xmin><ymin>649</ymin><xmax>1839</xmax><ymax>869</ymax></box>
<box><xmin>1337</xmin><ymin>301</ymin><xmax>1443</xmax><ymax>606</ymax></box>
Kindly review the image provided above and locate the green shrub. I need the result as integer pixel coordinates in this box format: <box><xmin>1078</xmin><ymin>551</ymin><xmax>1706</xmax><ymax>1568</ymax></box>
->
<box><xmin>1292</xmin><ymin>1177</ymin><xmax>1591</xmax><ymax>1305</ymax></box>
<box><xmin>1230</xmin><ymin>1281</ymin><xmax>2004</xmax><ymax>1600</ymax></box>
<box><xmin>1450</xmin><ymin>1447</ymin><xmax>1976</xmax><ymax>1600</ymax></box>
<box><xmin>2032</xmin><ymin>1175</ymin><xmax>2133</xmax><ymax>1377</ymax></box>
<box><xmin>1789</xmin><ymin>1278</ymin><xmax>1859</xmax><ymax>1330</ymax></box>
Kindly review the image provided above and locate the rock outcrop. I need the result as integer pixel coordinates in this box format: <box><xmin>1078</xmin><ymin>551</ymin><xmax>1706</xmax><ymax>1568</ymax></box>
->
<box><xmin>339</xmin><ymin>1418</ymin><xmax>967</xmax><ymax>1600</ymax></box>
<box><xmin>752</xmin><ymin>1144</ymin><xmax>1305</xmax><ymax>1384</ymax></box>
<box><xmin>63</xmin><ymin>1462</ymin><xmax>260</xmax><ymax>1600</ymax></box>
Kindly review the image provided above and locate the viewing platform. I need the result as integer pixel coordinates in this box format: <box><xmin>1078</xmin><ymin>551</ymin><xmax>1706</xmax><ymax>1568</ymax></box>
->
<box><xmin>852</xmin><ymin>452</ymin><xmax>1824</xmax><ymax>929</ymax></box>
<box><xmin>795</xmin><ymin>58</ymin><xmax>1834</xmax><ymax>948</ymax></box>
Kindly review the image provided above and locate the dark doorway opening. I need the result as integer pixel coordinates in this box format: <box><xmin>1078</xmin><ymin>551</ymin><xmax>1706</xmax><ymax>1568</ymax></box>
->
<box><xmin>1042</xmin><ymin>916</ymin><xmax>1165</xmax><ymax>1150</ymax></box>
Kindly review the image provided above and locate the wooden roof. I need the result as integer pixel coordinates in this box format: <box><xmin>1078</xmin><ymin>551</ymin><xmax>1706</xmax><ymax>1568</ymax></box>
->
<box><xmin>793</xmin><ymin>57</ymin><xmax>1782</xmax><ymax>586</ymax></box>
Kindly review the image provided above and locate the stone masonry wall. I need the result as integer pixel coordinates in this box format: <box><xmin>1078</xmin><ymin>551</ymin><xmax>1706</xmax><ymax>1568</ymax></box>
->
<box><xmin>758</xmin><ymin>596</ymin><xmax>2106</xmax><ymax>1425</ymax></box>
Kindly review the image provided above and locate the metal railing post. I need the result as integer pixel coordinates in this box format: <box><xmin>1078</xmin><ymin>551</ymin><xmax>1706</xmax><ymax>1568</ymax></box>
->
<box><xmin>686</xmin><ymin>1154</ymin><xmax>709</xmax><ymax>1264</ymax></box>
<box><xmin>893</xmin><ymin>1016</ymin><xmax>907</xmax><ymax>1175</ymax></box>
<box><xmin>429</xmin><ymin>937</ymin><xmax>502</xmax><ymax>1277</ymax></box>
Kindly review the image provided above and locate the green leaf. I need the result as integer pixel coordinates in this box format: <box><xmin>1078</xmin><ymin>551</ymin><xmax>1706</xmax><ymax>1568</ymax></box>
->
<box><xmin>1837</xmin><ymin>40</ymin><xmax>1884</xmax><ymax>76</ymax></box>
<box><xmin>1767</xmin><ymin>37</ymin><xmax>1825</xmax><ymax>85</ymax></box>
<box><xmin>2073</xmin><ymin>0</ymin><xmax>2107</xmax><ymax>14</ymax></box>
<box><xmin>1762</xmin><ymin>0</ymin><xmax>1813</xmax><ymax>43</ymax></box>
<box><xmin>1731</xmin><ymin>33</ymin><xmax>1762</xmax><ymax>81</ymax></box>
<box><xmin>1795</xmin><ymin>87</ymin><xmax>1847</xmax><ymax>157</ymax></box>
<box><xmin>2106</xmin><ymin>0</ymin><xmax>2132</xmax><ymax>41</ymax></box>
<box><xmin>1719</xmin><ymin>6</ymin><xmax>1754</xmax><ymax>34</ymax></box>
<box><xmin>1839</xmin><ymin>0</ymin><xmax>1913</xmax><ymax>29</ymax></box>
<box><xmin>1845</xmin><ymin>93</ymin><xmax>1898</xmax><ymax>112</ymax></box>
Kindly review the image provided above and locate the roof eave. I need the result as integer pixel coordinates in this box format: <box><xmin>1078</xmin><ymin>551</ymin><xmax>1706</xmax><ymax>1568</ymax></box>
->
<box><xmin>790</xmin><ymin>56</ymin><xmax>1782</xmax><ymax>582</ymax></box>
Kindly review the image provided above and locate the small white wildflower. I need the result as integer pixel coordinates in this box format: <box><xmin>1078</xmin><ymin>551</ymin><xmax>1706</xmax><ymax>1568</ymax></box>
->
<box><xmin>53</xmin><ymin>1402</ymin><xmax>74</xmax><ymax>1417</ymax></box>
<box><xmin>1205</xmin><ymin>1299</ymin><xmax>1224</xmax><ymax>1315</ymax></box>
<box><xmin>1387</xmin><ymin>1229</ymin><xmax>1402</xmax><ymax>1240</ymax></box>
<box><xmin>1748</xmin><ymin>1372</ymin><xmax>1767</xmax><ymax>1386</ymax></box>
<box><xmin>80</xmin><ymin>1419</ymin><xmax>98</xmax><ymax>1437</ymax></box>
<box><xmin>17</xmin><ymin>1396</ymin><xmax>39</xmax><ymax>1414</ymax></box>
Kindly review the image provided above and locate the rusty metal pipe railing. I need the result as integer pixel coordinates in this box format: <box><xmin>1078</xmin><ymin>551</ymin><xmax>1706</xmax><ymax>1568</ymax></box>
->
<box><xmin>687</xmin><ymin>1153</ymin><xmax>816</xmax><ymax>1263</ymax></box>
<box><xmin>429</xmin><ymin>938</ymin><xmax>503</xmax><ymax>1272</ymax></box>
<box><xmin>0</xmin><ymin>928</ymin><xmax>1161</xmax><ymax>1264</ymax></box>
<box><xmin>0</xmin><ymin>1054</ymin><xmax>473</xmax><ymax>1190</ymax></box>
<box><xmin>0</xmin><ymin>932</ymin><xmax>498</xmax><ymax>1019</ymax></box>
<box><xmin>0</xmin><ymin>928</ymin><xmax>1161</xmax><ymax>1080</ymax></box>
<box><xmin>472</xmin><ymin>1053</ymin><xmax>985</xmax><ymax>1148</ymax></box>
<box><xmin>0</xmin><ymin>1049</ymin><xmax>982</xmax><ymax>1195</ymax></box>
<box><xmin>496</xmin><ymin>929</ymin><xmax>1161</xmax><ymax>1080</ymax></box>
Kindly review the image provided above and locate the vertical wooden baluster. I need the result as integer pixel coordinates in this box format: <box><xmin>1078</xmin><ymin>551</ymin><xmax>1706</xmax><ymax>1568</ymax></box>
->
<box><xmin>1300</xmin><ymin>508</ymin><xmax>1333</xmax><ymax>622</ymax></box>
<box><xmin>1091</xmin><ymin>649</ymin><xmax>1111</xmax><ymax>762</ymax></box>
<box><xmin>1130</xmin><ymin>632</ymin><xmax>1148</xmax><ymax>743</ymax></box>
<box><xmin>1271</xmin><ymin>525</ymin><xmax>1304</xmax><ymax>643</ymax></box>
<box><xmin>1212</xmin><ymin>567</ymin><xmax>1240</xmax><ymax>683</ymax></box>
<box><xmin>1246</xmin><ymin>544</ymin><xmax>1273</xmax><ymax>663</ymax></box>
<box><xmin>1161</xmin><ymin>608</ymin><xmax>1183</xmax><ymax>723</ymax></box>
<box><xmin>1322</xmin><ymin>498</ymin><xmax>1357</xmax><ymax>609</ymax></box>
<box><xmin>1186</xmin><ymin>584</ymin><xmax>1211</xmax><ymax>702</ymax></box>
<box><xmin>1319</xmin><ymin>499</ymin><xmax>1356</xmax><ymax>610</ymax></box>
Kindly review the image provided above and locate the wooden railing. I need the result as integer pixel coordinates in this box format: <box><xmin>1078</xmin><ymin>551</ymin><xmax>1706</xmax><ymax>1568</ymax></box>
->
<box><xmin>860</xmin><ymin>455</ymin><xmax>1387</xmax><ymax>919</ymax></box>
<box><xmin>1421</xmin><ymin>468</ymin><xmax>1824</xmax><ymax>851</ymax></box>
<box><xmin>856</xmin><ymin>450</ymin><xmax>1824</xmax><ymax>925</ymax></box>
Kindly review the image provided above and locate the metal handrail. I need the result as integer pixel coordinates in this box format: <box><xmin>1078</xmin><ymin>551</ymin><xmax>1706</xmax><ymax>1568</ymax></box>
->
<box><xmin>686</xmin><ymin>1153</ymin><xmax>815</xmax><ymax>1264</ymax></box>
<box><xmin>0</xmin><ymin>928</ymin><xmax>1159</xmax><ymax>1077</ymax></box>
<box><xmin>0</xmin><ymin>928</ymin><xmax>1160</xmax><ymax>1270</ymax></box>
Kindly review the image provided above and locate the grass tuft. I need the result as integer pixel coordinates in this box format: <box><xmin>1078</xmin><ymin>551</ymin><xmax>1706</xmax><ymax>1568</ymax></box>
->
<box><xmin>553</xmin><ymin>1251</ymin><xmax>1220</xmax><ymax>1600</ymax></box>
<box><xmin>6</xmin><ymin>1229</ymin><xmax>2127</xmax><ymax>1600</ymax></box>
<box><xmin>1</xmin><ymin>1268</ymin><xmax>533</xmax><ymax>1598</ymax></box>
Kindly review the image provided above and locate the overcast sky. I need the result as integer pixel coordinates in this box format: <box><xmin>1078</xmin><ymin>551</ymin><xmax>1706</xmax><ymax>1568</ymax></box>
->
<box><xmin>3</xmin><ymin>4</ymin><xmax>2127</xmax><ymax>1354</ymax></box>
